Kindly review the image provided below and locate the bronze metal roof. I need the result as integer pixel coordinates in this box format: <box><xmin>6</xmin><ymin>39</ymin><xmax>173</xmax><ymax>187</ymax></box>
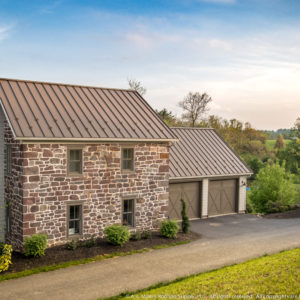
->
<box><xmin>170</xmin><ymin>127</ymin><xmax>252</xmax><ymax>179</ymax></box>
<box><xmin>0</xmin><ymin>78</ymin><xmax>177</xmax><ymax>141</ymax></box>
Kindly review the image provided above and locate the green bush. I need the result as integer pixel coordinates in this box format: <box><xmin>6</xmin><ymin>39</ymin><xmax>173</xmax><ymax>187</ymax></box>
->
<box><xmin>104</xmin><ymin>225</ymin><xmax>130</xmax><ymax>246</ymax></box>
<box><xmin>0</xmin><ymin>243</ymin><xmax>12</xmax><ymax>272</ymax></box>
<box><xmin>66</xmin><ymin>239</ymin><xmax>78</xmax><ymax>251</ymax></box>
<box><xmin>130</xmin><ymin>231</ymin><xmax>141</xmax><ymax>241</ymax></box>
<box><xmin>181</xmin><ymin>198</ymin><xmax>190</xmax><ymax>234</ymax></box>
<box><xmin>246</xmin><ymin>196</ymin><xmax>254</xmax><ymax>214</ymax></box>
<box><xmin>160</xmin><ymin>220</ymin><xmax>179</xmax><ymax>238</ymax></box>
<box><xmin>141</xmin><ymin>230</ymin><xmax>152</xmax><ymax>239</ymax></box>
<box><xmin>24</xmin><ymin>234</ymin><xmax>48</xmax><ymax>257</ymax></box>
<box><xmin>82</xmin><ymin>236</ymin><xmax>96</xmax><ymax>248</ymax></box>
<box><xmin>249</xmin><ymin>162</ymin><xmax>296</xmax><ymax>213</ymax></box>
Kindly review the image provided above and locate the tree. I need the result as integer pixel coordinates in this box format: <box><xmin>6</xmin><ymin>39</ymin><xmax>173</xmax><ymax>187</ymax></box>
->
<box><xmin>127</xmin><ymin>78</ymin><xmax>146</xmax><ymax>96</ymax></box>
<box><xmin>278</xmin><ymin>139</ymin><xmax>300</xmax><ymax>174</ymax></box>
<box><xmin>294</xmin><ymin>117</ymin><xmax>300</xmax><ymax>138</ymax></box>
<box><xmin>274</xmin><ymin>134</ymin><xmax>285</xmax><ymax>149</ymax></box>
<box><xmin>249</xmin><ymin>162</ymin><xmax>296</xmax><ymax>213</ymax></box>
<box><xmin>180</xmin><ymin>198</ymin><xmax>190</xmax><ymax>234</ymax></box>
<box><xmin>179</xmin><ymin>92</ymin><xmax>212</xmax><ymax>127</ymax></box>
<box><xmin>156</xmin><ymin>108</ymin><xmax>176</xmax><ymax>126</ymax></box>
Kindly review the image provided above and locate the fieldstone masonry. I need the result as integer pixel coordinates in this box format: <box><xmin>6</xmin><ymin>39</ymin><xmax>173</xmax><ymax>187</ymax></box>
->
<box><xmin>4</xmin><ymin>121</ymin><xmax>170</xmax><ymax>248</ymax></box>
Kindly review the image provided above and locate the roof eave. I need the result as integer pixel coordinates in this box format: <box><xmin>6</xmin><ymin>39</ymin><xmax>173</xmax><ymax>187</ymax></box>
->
<box><xmin>0</xmin><ymin>98</ymin><xmax>17</xmax><ymax>138</ymax></box>
<box><xmin>169</xmin><ymin>173</ymin><xmax>253</xmax><ymax>181</ymax></box>
<box><xmin>15</xmin><ymin>137</ymin><xmax>179</xmax><ymax>143</ymax></box>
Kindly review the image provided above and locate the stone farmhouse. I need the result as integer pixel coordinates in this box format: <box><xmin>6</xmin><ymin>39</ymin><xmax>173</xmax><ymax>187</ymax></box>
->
<box><xmin>0</xmin><ymin>78</ymin><xmax>251</xmax><ymax>249</ymax></box>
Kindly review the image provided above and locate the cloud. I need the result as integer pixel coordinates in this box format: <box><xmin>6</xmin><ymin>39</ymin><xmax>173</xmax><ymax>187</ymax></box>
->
<box><xmin>125</xmin><ymin>33</ymin><xmax>155</xmax><ymax>50</ymax></box>
<box><xmin>39</xmin><ymin>1</ymin><xmax>63</xmax><ymax>14</ymax></box>
<box><xmin>124</xmin><ymin>31</ymin><xmax>182</xmax><ymax>50</ymax></box>
<box><xmin>0</xmin><ymin>25</ymin><xmax>12</xmax><ymax>41</ymax></box>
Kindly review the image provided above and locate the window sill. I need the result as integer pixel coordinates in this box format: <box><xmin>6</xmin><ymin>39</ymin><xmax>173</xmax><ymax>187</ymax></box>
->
<box><xmin>121</xmin><ymin>169</ymin><xmax>135</xmax><ymax>174</ymax></box>
<box><xmin>67</xmin><ymin>173</ymin><xmax>84</xmax><ymax>178</ymax></box>
<box><xmin>67</xmin><ymin>233</ymin><xmax>82</xmax><ymax>239</ymax></box>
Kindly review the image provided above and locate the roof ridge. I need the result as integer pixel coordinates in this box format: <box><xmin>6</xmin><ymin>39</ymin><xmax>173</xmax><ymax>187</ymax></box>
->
<box><xmin>170</xmin><ymin>127</ymin><xmax>214</xmax><ymax>130</ymax></box>
<box><xmin>0</xmin><ymin>77</ymin><xmax>135</xmax><ymax>92</ymax></box>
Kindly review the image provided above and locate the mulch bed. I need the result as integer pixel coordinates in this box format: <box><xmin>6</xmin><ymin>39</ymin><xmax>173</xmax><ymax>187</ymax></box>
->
<box><xmin>262</xmin><ymin>208</ymin><xmax>300</xmax><ymax>219</ymax></box>
<box><xmin>4</xmin><ymin>231</ymin><xmax>199</xmax><ymax>274</ymax></box>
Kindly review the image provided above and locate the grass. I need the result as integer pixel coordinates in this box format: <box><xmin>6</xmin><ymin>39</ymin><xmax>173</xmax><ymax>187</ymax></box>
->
<box><xmin>266</xmin><ymin>139</ymin><xmax>291</xmax><ymax>150</ymax></box>
<box><xmin>0</xmin><ymin>240</ymin><xmax>191</xmax><ymax>282</ymax></box>
<box><xmin>112</xmin><ymin>248</ymin><xmax>300</xmax><ymax>299</ymax></box>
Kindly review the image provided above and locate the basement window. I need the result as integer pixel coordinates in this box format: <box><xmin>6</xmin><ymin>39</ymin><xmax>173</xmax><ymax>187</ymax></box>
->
<box><xmin>122</xmin><ymin>199</ymin><xmax>134</xmax><ymax>226</ymax></box>
<box><xmin>68</xmin><ymin>205</ymin><xmax>82</xmax><ymax>236</ymax></box>
<box><xmin>68</xmin><ymin>148</ymin><xmax>83</xmax><ymax>175</ymax></box>
<box><xmin>121</xmin><ymin>148</ymin><xmax>134</xmax><ymax>171</ymax></box>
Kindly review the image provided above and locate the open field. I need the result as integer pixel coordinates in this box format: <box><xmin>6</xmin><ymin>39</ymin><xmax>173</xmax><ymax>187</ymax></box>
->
<box><xmin>266</xmin><ymin>139</ymin><xmax>292</xmax><ymax>150</ymax></box>
<box><xmin>116</xmin><ymin>248</ymin><xmax>300</xmax><ymax>299</ymax></box>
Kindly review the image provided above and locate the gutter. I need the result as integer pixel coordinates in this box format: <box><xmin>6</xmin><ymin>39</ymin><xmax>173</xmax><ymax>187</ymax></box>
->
<box><xmin>169</xmin><ymin>173</ymin><xmax>253</xmax><ymax>182</ymax></box>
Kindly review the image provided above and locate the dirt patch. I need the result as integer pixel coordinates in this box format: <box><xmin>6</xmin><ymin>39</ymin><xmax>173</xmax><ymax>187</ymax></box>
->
<box><xmin>262</xmin><ymin>208</ymin><xmax>300</xmax><ymax>219</ymax></box>
<box><xmin>4</xmin><ymin>231</ymin><xmax>199</xmax><ymax>274</ymax></box>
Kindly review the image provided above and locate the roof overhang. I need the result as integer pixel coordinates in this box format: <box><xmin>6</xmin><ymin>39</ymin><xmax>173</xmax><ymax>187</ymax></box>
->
<box><xmin>169</xmin><ymin>173</ymin><xmax>253</xmax><ymax>182</ymax></box>
<box><xmin>16</xmin><ymin>137</ymin><xmax>179</xmax><ymax>143</ymax></box>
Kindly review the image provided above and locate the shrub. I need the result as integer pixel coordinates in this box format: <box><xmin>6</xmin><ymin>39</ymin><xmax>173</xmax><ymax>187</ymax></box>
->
<box><xmin>160</xmin><ymin>220</ymin><xmax>179</xmax><ymax>238</ymax></box>
<box><xmin>141</xmin><ymin>230</ymin><xmax>152</xmax><ymax>240</ymax></box>
<box><xmin>130</xmin><ymin>231</ymin><xmax>141</xmax><ymax>241</ymax></box>
<box><xmin>24</xmin><ymin>234</ymin><xmax>48</xmax><ymax>257</ymax></box>
<box><xmin>249</xmin><ymin>162</ymin><xmax>296</xmax><ymax>213</ymax></box>
<box><xmin>82</xmin><ymin>236</ymin><xmax>96</xmax><ymax>248</ymax></box>
<box><xmin>0</xmin><ymin>243</ymin><xmax>12</xmax><ymax>273</ymax></box>
<box><xmin>104</xmin><ymin>225</ymin><xmax>130</xmax><ymax>246</ymax></box>
<box><xmin>66</xmin><ymin>239</ymin><xmax>78</xmax><ymax>251</ymax></box>
<box><xmin>180</xmin><ymin>198</ymin><xmax>190</xmax><ymax>234</ymax></box>
<box><xmin>246</xmin><ymin>196</ymin><xmax>254</xmax><ymax>214</ymax></box>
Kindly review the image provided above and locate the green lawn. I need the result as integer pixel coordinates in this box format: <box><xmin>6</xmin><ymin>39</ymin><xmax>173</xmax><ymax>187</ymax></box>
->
<box><xmin>116</xmin><ymin>248</ymin><xmax>300</xmax><ymax>299</ymax></box>
<box><xmin>266</xmin><ymin>139</ymin><xmax>292</xmax><ymax>150</ymax></box>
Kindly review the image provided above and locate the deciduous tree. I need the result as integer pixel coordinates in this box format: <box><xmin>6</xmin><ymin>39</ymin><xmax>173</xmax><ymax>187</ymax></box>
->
<box><xmin>127</xmin><ymin>78</ymin><xmax>146</xmax><ymax>96</ymax></box>
<box><xmin>179</xmin><ymin>92</ymin><xmax>212</xmax><ymax>127</ymax></box>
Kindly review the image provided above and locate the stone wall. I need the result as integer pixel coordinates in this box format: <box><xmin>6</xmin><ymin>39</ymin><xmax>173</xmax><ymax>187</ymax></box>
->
<box><xmin>4</xmin><ymin>122</ymin><xmax>24</xmax><ymax>249</ymax></box>
<box><xmin>0</xmin><ymin>108</ymin><xmax>5</xmax><ymax>241</ymax></box>
<box><xmin>21</xmin><ymin>142</ymin><xmax>170</xmax><ymax>246</ymax></box>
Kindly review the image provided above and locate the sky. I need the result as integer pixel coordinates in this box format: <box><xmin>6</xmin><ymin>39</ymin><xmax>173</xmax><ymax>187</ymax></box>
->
<box><xmin>0</xmin><ymin>0</ymin><xmax>300</xmax><ymax>130</ymax></box>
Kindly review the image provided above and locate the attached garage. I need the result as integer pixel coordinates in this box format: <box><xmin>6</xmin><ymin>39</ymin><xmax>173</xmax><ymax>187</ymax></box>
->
<box><xmin>169</xmin><ymin>128</ymin><xmax>252</xmax><ymax>219</ymax></box>
<box><xmin>208</xmin><ymin>179</ymin><xmax>237</xmax><ymax>216</ymax></box>
<box><xmin>169</xmin><ymin>182</ymin><xmax>201</xmax><ymax>219</ymax></box>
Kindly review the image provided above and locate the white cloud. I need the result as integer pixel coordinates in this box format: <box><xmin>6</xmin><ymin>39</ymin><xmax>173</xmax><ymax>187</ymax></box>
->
<box><xmin>39</xmin><ymin>1</ymin><xmax>63</xmax><ymax>14</ymax></box>
<box><xmin>124</xmin><ymin>31</ymin><xmax>182</xmax><ymax>50</ymax></box>
<box><xmin>125</xmin><ymin>33</ymin><xmax>155</xmax><ymax>50</ymax></box>
<box><xmin>0</xmin><ymin>25</ymin><xmax>12</xmax><ymax>41</ymax></box>
<box><xmin>208</xmin><ymin>39</ymin><xmax>232</xmax><ymax>51</ymax></box>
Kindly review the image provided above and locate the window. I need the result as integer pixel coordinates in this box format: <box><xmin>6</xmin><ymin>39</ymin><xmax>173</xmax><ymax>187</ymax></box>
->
<box><xmin>6</xmin><ymin>145</ymin><xmax>12</xmax><ymax>175</ymax></box>
<box><xmin>122</xmin><ymin>199</ymin><xmax>134</xmax><ymax>226</ymax></box>
<box><xmin>68</xmin><ymin>205</ymin><xmax>82</xmax><ymax>236</ymax></box>
<box><xmin>68</xmin><ymin>149</ymin><xmax>82</xmax><ymax>175</ymax></box>
<box><xmin>122</xmin><ymin>148</ymin><xmax>134</xmax><ymax>171</ymax></box>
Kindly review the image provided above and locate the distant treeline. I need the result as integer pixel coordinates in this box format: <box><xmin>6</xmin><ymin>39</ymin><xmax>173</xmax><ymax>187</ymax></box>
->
<box><xmin>261</xmin><ymin>129</ymin><xmax>295</xmax><ymax>140</ymax></box>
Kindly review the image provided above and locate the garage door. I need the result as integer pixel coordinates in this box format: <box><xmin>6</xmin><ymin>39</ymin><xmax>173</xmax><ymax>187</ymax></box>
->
<box><xmin>169</xmin><ymin>182</ymin><xmax>200</xmax><ymax>219</ymax></box>
<box><xmin>208</xmin><ymin>179</ymin><xmax>237</xmax><ymax>216</ymax></box>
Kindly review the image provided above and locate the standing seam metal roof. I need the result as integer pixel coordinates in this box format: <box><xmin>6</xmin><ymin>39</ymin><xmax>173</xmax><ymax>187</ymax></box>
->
<box><xmin>170</xmin><ymin>127</ymin><xmax>252</xmax><ymax>178</ymax></box>
<box><xmin>0</xmin><ymin>78</ymin><xmax>177</xmax><ymax>141</ymax></box>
